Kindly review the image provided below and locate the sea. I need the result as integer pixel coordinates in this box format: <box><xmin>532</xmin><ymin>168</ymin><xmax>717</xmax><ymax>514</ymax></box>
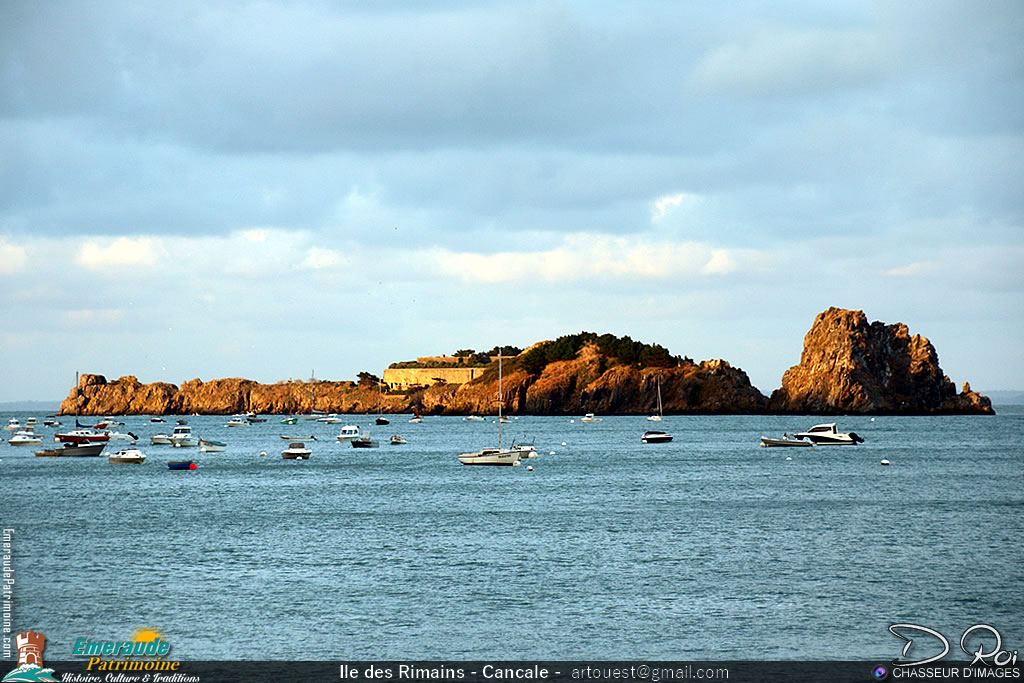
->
<box><xmin>1</xmin><ymin>408</ymin><xmax>1022</xmax><ymax>662</ymax></box>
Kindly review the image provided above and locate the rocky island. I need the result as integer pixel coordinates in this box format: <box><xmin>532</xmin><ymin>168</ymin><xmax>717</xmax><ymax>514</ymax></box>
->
<box><xmin>60</xmin><ymin>308</ymin><xmax>993</xmax><ymax>416</ymax></box>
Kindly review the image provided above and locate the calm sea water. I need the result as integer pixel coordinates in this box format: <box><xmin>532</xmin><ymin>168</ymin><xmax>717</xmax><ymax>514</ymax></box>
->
<box><xmin>2</xmin><ymin>409</ymin><xmax>1022</xmax><ymax>661</ymax></box>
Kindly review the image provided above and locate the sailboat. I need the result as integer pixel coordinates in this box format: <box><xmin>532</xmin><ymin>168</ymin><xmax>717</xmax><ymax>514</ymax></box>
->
<box><xmin>458</xmin><ymin>352</ymin><xmax>522</xmax><ymax>466</ymax></box>
<box><xmin>647</xmin><ymin>376</ymin><xmax>664</xmax><ymax>422</ymax></box>
<box><xmin>302</xmin><ymin>371</ymin><xmax>327</xmax><ymax>420</ymax></box>
<box><xmin>375</xmin><ymin>381</ymin><xmax>390</xmax><ymax>425</ymax></box>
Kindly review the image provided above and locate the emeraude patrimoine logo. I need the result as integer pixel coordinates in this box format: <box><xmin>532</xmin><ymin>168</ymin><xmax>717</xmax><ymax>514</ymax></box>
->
<box><xmin>2</xmin><ymin>631</ymin><xmax>58</xmax><ymax>683</ymax></box>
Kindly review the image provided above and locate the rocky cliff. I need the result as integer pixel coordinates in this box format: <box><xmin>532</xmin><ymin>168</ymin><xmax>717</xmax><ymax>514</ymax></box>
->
<box><xmin>768</xmin><ymin>307</ymin><xmax>993</xmax><ymax>414</ymax></box>
<box><xmin>60</xmin><ymin>375</ymin><xmax>406</xmax><ymax>416</ymax></box>
<box><xmin>416</xmin><ymin>344</ymin><xmax>767</xmax><ymax>415</ymax></box>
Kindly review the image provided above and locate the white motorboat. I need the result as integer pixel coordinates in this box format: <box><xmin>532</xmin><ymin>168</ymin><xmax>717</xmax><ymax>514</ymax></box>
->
<box><xmin>8</xmin><ymin>431</ymin><xmax>43</xmax><ymax>447</ymax></box>
<box><xmin>336</xmin><ymin>425</ymin><xmax>361</xmax><ymax>443</ymax></box>
<box><xmin>43</xmin><ymin>417</ymin><xmax>61</xmax><ymax>427</ymax></box>
<box><xmin>150</xmin><ymin>416</ymin><xmax>165</xmax><ymax>423</ymax></box>
<box><xmin>462</xmin><ymin>415</ymin><xmax>485</xmax><ymax>422</ymax></box>
<box><xmin>109</xmin><ymin>448</ymin><xmax>146</xmax><ymax>464</ymax></box>
<box><xmin>199</xmin><ymin>438</ymin><xmax>227</xmax><ymax>452</ymax></box>
<box><xmin>580</xmin><ymin>413</ymin><xmax>602</xmax><ymax>423</ymax></box>
<box><xmin>510</xmin><ymin>439</ymin><xmax>537</xmax><ymax>458</ymax></box>
<box><xmin>759</xmin><ymin>434</ymin><xmax>814</xmax><ymax>448</ymax></box>
<box><xmin>792</xmin><ymin>423</ymin><xmax>864</xmax><ymax>445</ymax></box>
<box><xmin>25</xmin><ymin>417</ymin><xmax>38</xmax><ymax>427</ymax></box>
<box><xmin>107</xmin><ymin>431</ymin><xmax>138</xmax><ymax>442</ymax></box>
<box><xmin>225</xmin><ymin>416</ymin><xmax>249</xmax><ymax>427</ymax></box>
<box><xmin>390</xmin><ymin>435</ymin><xmax>407</xmax><ymax>445</ymax></box>
<box><xmin>4</xmin><ymin>418</ymin><xmax>22</xmax><ymax>432</ymax></box>
<box><xmin>317</xmin><ymin>414</ymin><xmax>342</xmax><ymax>424</ymax></box>
<box><xmin>282</xmin><ymin>442</ymin><xmax>311</xmax><ymax>459</ymax></box>
<box><xmin>151</xmin><ymin>433</ymin><xmax>172</xmax><ymax>445</ymax></box>
<box><xmin>170</xmin><ymin>424</ymin><xmax>199</xmax><ymax>448</ymax></box>
<box><xmin>641</xmin><ymin>430</ymin><xmax>673</xmax><ymax>444</ymax></box>
<box><xmin>458</xmin><ymin>352</ymin><xmax>522</xmax><ymax>467</ymax></box>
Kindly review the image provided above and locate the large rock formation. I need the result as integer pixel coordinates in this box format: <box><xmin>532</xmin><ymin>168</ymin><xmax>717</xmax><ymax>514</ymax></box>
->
<box><xmin>393</xmin><ymin>343</ymin><xmax>767</xmax><ymax>415</ymax></box>
<box><xmin>60</xmin><ymin>375</ymin><xmax>406</xmax><ymax>416</ymax></box>
<box><xmin>768</xmin><ymin>307</ymin><xmax>993</xmax><ymax>414</ymax></box>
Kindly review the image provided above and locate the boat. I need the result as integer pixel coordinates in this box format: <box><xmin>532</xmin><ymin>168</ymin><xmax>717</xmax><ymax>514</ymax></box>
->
<box><xmin>510</xmin><ymin>438</ymin><xmax>537</xmax><ymax>458</ymax></box>
<box><xmin>199</xmin><ymin>438</ymin><xmax>227</xmax><ymax>452</ymax></box>
<box><xmin>302</xmin><ymin>372</ymin><xmax>326</xmax><ymax>420</ymax></box>
<box><xmin>375</xmin><ymin>381</ymin><xmax>390</xmax><ymax>425</ymax></box>
<box><xmin>280</xmin><ymin>416</ymin><xmax>298</xmax><ymax>425</ymax></box>
<box><xmin>24</xmin><ymin>417</ymin><xmax>38</xmax><ymax>427</ymax></box>
<box><xmin>351</xmin><ymin>435</ymin><xmax>379</xmax><ymax>448</ymax></box>
<box><xmin>580</xmin><ymin>413</ymin><xmax>602</xmax><ymax>423</ymax></box>
<box><xmin>409</xmin><ymin>409</ymin><xmax>423</xmax><ymax>424</ymax></box>
<box><xmin>107</xmin><ymin>431</ymin><xmax>138</xmax><ymax>442</ymax></box>
<box><xmin>36</xmin><ymin>442</ymin><xmax>106</xmax><ymax>457</ymax></box>
<box><xmin>462</xmin><ymin>415</ymin><xmax>485</xmax><ymax>422</ymax></box>
<box><xmin>317</xmin><ymin>414</ymin><xmax>342</xmax><ymax>424</ymax></box>
<box><xmin>108</xmin><ymin>448</ymin><xmax>146</xmax><ymax>464</ymax></box>
<box><xmin>641</xmin><ymin>430</ymin><xmax>673</xmax><ymax>444</ymax></box>
<box><xmin>43</xmin><ymin>417</ymin><xmax>61</xmax><ymax>427</ymax></box>
<box><xmin>4</xmin><ymin>418</ymin><xmax>21</xmax><ymax>432</ymax></box>
<box><xmin>458</xmin><ymin>352</ymin><xmax>522</xmax><ymax>466</ymax></box>
<box><xmin>170</xmin><ymin>424</ymin><xmax>199</xmax><ymax>448</ymax></box>
<box><xmin>246</xmin><ymin>413</ymin><xmax>267</xmax><ymax>423</ymax></box>
<box><xmin>150</xmin><ymin>416</ymin><xmax>165</xmax><ymax>423</ymax></box>
<box><xmin>390</xmin><ymin>435</ymin><xmax>407</xmax><ymax>445</ymax></box>
<box><xmin>55</xmin><ymin>428</ymin><xmax>110</xmax><ymax>444</ymax></box>
<box><xmin>225</xmin><ymin>416</ymin><xmax>249</xmax><ymax>427</ymax></box>
<box><xmin>792</xmin><ymin>423</ymin><xmax>864</xmax><ymax>445</ymax></box>
<box><xmin>647</xmin><ymin>377</ymin><xmax>665</xmax><ymax>422</ymax></box>
<box><xmin>8</xmin><ymin>431</ymin><xmax>43</xmax><ymax>447</ymax></box>
<box><xmin>282</xmin><ymin>442</ymin><xmax>311</xmax><ymax>459</ymax></box>
<box><xmin>151</xmin><ymin>433</ymin><xmax>173</xmax><ymax>445</ymax></box>
<box><xmin>336</xmin><ymin>425</ymin><xmax>361</xmax><ymax>443</ymax></box>
<box><xmin>167</xmin><ymin>460</ymin><xmax>197</xmax><ymax>470</ymax></box>
<box><xmin>759</xmin><ymin>434</ymin><xmax>814</xmax><ymax>448</ymax></box>
<box><xmin>280</xmin><ymin>434</ymin><xmax>317</xmax><ymax>441</ymax></box>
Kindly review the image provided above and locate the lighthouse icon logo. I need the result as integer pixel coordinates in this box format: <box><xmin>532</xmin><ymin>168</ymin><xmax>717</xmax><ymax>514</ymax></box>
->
<box><xmin>1</xmin><ymin>631</ymin><xmax>58</xmax><ymax>682</ymax></box>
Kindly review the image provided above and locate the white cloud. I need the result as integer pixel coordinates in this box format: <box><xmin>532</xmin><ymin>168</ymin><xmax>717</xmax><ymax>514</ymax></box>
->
<box><xmin>651</xmin><ymin>192</ymin><xmax>702</xmax><ymax>223</ymax></box>
<box><xmin>703</xmin><ymin>249</ymin><xmax>738</xmax><ymax>275</ymax></box>
<box><xmin>301</xmin><ymin>247</ymin><xmax>350</xmax><ymax>270</ymax></box>
<box><xmin>76</xmin><ymin>237</ymin><xmax>163</xmax><ymax>270</ymax></box>
<box><xmin>884</xmin><ymin>262</ymin><xmax>931</xmax><ymax>277</ymax></box>
<box><xmin>63</xmin><ymin>308</ymin><xmax>125</xmax><ymax>325</ymax></box>
<box><xmin>0</xmin><ymin>240</ymin><xmax>28</xmax><ymax>275</ymax></box>
<box><xmin>691</xmin><ymin>28</ymin><xmax>887</xmax><ymax>96</ymax></box>
<box><xmin>430</xmin><ymin>234</ymin><xmax>758</xmax><ymax>284</ymax></box>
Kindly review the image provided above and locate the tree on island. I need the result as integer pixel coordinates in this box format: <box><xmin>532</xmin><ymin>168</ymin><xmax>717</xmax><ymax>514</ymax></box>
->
<box><xmin>357</xmin><ymin>371</ymin><xmax>381</xmax><ymax>387</ymax></box>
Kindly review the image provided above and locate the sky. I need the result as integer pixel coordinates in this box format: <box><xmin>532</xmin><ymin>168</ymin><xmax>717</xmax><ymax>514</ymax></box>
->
<box><xmin>1</xmin><ymin>0</ymin><xmax>1022</xmax><ymax>403</ymax></box>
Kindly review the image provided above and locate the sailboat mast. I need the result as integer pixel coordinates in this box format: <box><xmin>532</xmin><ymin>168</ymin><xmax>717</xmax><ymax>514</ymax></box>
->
<box><xmin>498</xmin><ymin>351</ymin><xmax>502</xmax><ymax>448</ymax></box>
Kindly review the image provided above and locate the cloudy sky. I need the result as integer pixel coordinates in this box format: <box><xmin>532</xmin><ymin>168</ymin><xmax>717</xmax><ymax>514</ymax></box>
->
<box><xmin>2</xmin><ymin>0</ymin><xmax>1022</xmax><ymax>403</ymax></box>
